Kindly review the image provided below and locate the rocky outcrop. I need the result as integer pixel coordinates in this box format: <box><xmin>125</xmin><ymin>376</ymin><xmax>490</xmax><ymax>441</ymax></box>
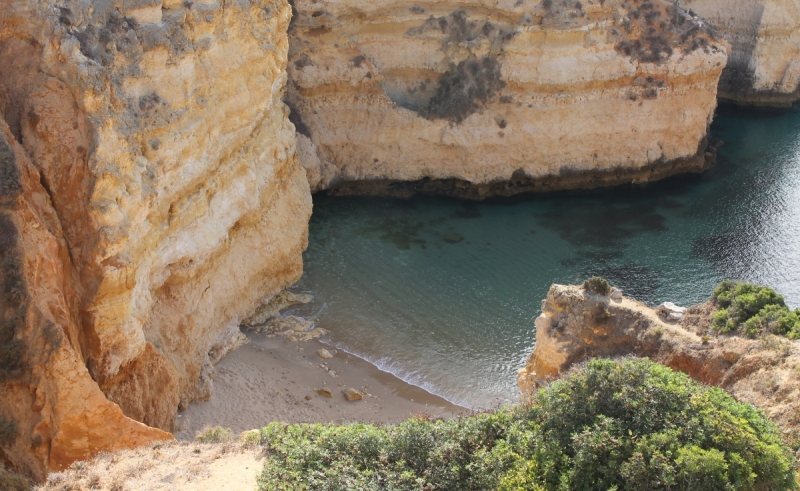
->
<box><xmin>288</xmin><ymin>0</ymin><xmax>728</xmax><ymax>199</ymax></box>
<box><xmin>681</xmin><ymin>0</ymin><xmax>800</xmax><ymax>106</ymax></box>
<box><xmin>0</xmin><ymin>119</ymin><xmax>173</xmax><ymax>478</ymax></box>
<box><xmin>0</xmin><ymin>0</ymin><xmax>311</xmax><ymax>478</ymax></box>
<box><xmin>518</xmin><ymin>284</ymin><xmax>800</xmax><ymax>440</ymax></box>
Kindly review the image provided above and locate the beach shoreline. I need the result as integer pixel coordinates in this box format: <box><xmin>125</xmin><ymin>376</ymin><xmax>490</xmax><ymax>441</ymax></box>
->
<box><xmin>174</xmin><ymin>332</ymin><xmax>467</xmax><ymax>440</ymax></box>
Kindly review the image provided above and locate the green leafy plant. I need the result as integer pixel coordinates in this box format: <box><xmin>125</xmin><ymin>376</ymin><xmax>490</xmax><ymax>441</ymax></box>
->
<box><xmin>583</xmin><ymin>276</ymin><xmax>612</xmax><ymax>296</ymax></box>
<box><xmin>0</xmin><ymin>467</ymin><xmax>29</xmax><ymax>491</ymax></box>
<box><xmin>257</xmin><ymin>358</ymin><xmax>797</xmax><ymax>491</ymax></box>
<box><xmin>500</xmin><ymin>358</ymin><xmax>796</xmax><ymax>491</ymax></box>
<box><xmin>711</xmin><ymin>281</ymin><xmax>800</xmax><ymax>339</ymax></box>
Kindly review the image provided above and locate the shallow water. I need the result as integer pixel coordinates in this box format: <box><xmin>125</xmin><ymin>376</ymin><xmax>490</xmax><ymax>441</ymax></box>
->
<box><xmin>286</xmin><ymin>104</ymin><xmax>800</xmax><ymax>410</ymax></box>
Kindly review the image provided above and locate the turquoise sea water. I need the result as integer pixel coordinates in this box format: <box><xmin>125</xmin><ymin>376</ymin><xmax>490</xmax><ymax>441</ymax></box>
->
<box><xmin>286</xmin><ymin>105</ymin><xmax>800</xmax><ymax>409</ymax></box>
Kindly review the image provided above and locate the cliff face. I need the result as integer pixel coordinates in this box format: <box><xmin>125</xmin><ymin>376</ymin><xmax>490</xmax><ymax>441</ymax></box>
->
<box><xmin>0</xmin><ymin>0</ymin><xmax>311</xmax><ymax>478</ymax></box>
<box><xmin>288</xmin><ymin>0</ymin><xmax>728</xmax><ymax>199</ymax></box>
<box><xmin>518</xmin><ymin>285</ymin><xmax>800</xmax><ymax>440</ymax></box>
<box><xmin>681</xmin><ymin>0</ymin><xmax>800</xmax><ymax>106</ymax></box>
<box><xmin>0</xmin><ymin>120</ymin><xmax>173</xmax><ymax>478</ymax></box>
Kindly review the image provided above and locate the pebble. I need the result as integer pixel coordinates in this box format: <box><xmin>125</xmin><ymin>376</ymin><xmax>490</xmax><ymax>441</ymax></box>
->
<box><xmin>343</xmin><ymin>388</ymin><xmax>363</xmax><ymax>401</ymax></box>
<box><xmin>315</xmin><ymin>387</ymin><xmax>333</xmax><ymax>398</ymax></box>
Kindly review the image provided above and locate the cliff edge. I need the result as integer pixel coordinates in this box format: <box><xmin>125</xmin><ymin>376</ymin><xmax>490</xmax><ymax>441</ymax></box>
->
<box><xmin>518</xmin><ymin>284</ymin><xmax>800</xmax><ymax>442</ymax></box>
<box><xmin>0</xmin><ymin>0</ymin><xmax>311</xmax><ymax>478</ymax></box>
<box><xmin>682</xmin><ymin>0</ymin><xmax>800</xmax><ymax>106</ymax></box>
<box><xmin>288</xmin><ymin>0</ymin><xmax>728</xmax><ymax>198</ymax></box>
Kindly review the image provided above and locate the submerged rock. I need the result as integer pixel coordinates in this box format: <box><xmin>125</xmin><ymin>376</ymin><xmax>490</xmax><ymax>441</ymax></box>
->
<box><xmin>443</xmin><ymin>233</ymin><xmax>464</xmax><ymax>244</ymax></box>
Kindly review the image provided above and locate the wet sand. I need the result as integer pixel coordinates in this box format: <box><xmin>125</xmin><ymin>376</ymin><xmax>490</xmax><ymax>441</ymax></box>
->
<box><xmin>174</xmin><ymin>332</ymin><xmax>466</xmax><ymax>440</ymax></box>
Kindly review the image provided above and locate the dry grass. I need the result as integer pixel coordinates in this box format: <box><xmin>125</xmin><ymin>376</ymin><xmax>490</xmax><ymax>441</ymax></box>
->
<box><xmin>36</xmin><ymin>437</ymin><xmax>264</xmax><ymax>491</ymax></box>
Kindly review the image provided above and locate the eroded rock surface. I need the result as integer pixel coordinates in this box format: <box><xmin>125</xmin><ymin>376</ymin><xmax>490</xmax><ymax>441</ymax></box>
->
<box><xmin>288</xmin><ymin>0</ymin><xmax>728</xmax><ymax>199</ymax></box>
<box><xmin>519</xmin><ymin>284</ymin><xmax>800</xmax><ymax>440</ymax></box>
<box><xmin>0</xmin><ymin>0</ymin><xmax>311</xmax><ymax>478</ymax></box>
<box><xmin>682</xmin><ymin>0</ymin><xmax>800</xmax><ymax>106</ymax></box>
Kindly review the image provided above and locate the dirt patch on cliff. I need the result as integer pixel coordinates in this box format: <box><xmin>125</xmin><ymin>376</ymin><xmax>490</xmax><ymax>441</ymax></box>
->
<box><xmin>37</xmin><ymin>440</ymin><xmax>264</xmax><ymax>491</ymax></box>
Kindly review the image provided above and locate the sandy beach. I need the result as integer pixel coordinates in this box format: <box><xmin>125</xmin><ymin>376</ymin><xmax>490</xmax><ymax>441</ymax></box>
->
<box><xmin>174</xmin><ymin>332</ymin><xmax>466</xmax><ymax>440</ymax></box>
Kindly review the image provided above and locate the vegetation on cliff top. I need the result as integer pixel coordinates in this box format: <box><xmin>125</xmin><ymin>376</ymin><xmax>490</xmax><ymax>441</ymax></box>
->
<box><xmin>711</xmin><ymin>280</ymin><xmax>800</xmax><ymax>339</ymax></box>
<box><xmin>256</xmin><ymin>358</ymin><xmax>797</xmax><ymax>490</ymax></box>
<box><xmin>583</xmin><ymin>275</ymin><xmax>612</xmax><ymax>296</ymax></box>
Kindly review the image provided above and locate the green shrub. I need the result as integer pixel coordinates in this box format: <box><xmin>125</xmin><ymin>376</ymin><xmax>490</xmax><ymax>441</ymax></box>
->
<box><xmin>257</xmin><ymin>358</ymin><xmax>797</xmax><ymax>491</ymax></box>
<box><xmin>0</xmin><ymin>417</ymin><xmax>17</xmax><ymax>446</ymax></box>
<box><xmin>0</xmin><ymin>467</ymin><xmax>29</xmax><ymax>491</ymax></box>
<box><xmin>195</xmin><ymin>425</ymin><xmax>233</xmax><ymax>444</ymax></box>
<box><xmin>583</xmin><ymin>276</ymin><xmax>612</xmax><ymax>296</ymax></box>
<box><xmin>501</xmin><ymin>358</ymin><xmax>797</xmax><ymax>491</ymax></box>
<box><xmin>711</xmin><ymin>281</ymin><xmax>800</xmax><ymax>339</ymax></box>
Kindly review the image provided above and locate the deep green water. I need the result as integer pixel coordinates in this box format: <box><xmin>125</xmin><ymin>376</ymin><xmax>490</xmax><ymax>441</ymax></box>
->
<box><xmin>285</xmin><ymin>105</ymin><xmax>800</xmax><ymax>409</ymax></box>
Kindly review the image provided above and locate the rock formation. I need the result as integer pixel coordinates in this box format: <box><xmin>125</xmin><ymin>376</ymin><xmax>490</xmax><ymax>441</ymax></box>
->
<box><xmin>287</xmin><ymin>0</ymin><xmax>728</xmax><ymax>199</ymax></box>
<box><xmin>0</xmin><ymin>119</ymin><xmax>173</xmax><ymax>478</ymax></box>
<box><xmin>681</xmin><ymin>0</ymin><xmax>800</xmax><ymax>106</ymax></box>
<box><xmin>518</xmin><ymin>284</ymin><xmax>800</xmax><ymax>440</ymax></box>
<box><xmin>0</xmin><ymin>0</ymin><xmax>311</xmax><ymax>478</ymax></box>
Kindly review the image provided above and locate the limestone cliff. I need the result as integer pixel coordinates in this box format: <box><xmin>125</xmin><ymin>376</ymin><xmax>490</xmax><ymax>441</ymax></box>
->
<box><xmin>287</xmin><ymin>0</ymin><xmax>728</xmax><ymax>199</ymax></box>
<box><xmin>0</xmin><ymin>0</ymin><xmax>311</xmax><ymax>478</ymax></box>
<box><xmin>518</xmin><ymin>284</ymin><xmax>800</xmax><ymax>441</ymax></box>
<box><xmin>681</xmin><ymin>0</ymin><xmax>800</xmax><ymax>106</ymax></box>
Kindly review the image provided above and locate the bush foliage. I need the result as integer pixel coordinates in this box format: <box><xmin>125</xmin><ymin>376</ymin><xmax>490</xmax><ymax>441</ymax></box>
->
<box><xmin>0</xmin><ymin>467</ymin><xmax>29</xmax><ymax>491</ymax></box>
<box><xmin>711</xmin><ymin>280</ymin><xmax>800</xmax><ymax>339</ymax></box>
<box><xmin>0</xmin><ymin>416</ymin><xmax>17</xmax><ymax>447</ymax></box>
<box><xmin>257</xmin><ymin>358</ymin><xmax>797</xmax><ymax>491</ymax></box>
<box><xmin>195</xmin><ymin>425</ymin><xmax>233</xmax><ymax>444</ymax></box>
<box><xmin>583</xmin><ymin>276</ymin><xmax>612</xmax><ymax>296</ymax></box>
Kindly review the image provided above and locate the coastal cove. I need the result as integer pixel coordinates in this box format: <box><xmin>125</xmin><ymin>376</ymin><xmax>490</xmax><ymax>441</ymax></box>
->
<box><xmin>3</xmin><ymin>0</ymin><xmax>800</xmax><ymax>482</ymax></box>
<box><xmin>283</xmin><ymin>104</ymin><xmax>800</xmax><ymax>410</ymax></box>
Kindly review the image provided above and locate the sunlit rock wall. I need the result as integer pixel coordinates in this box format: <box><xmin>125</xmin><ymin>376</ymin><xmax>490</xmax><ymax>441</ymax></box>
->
<box><xmin>682</xmin><ymin>0</ymin><xmax>800</xmax><ymax>106</ymax></box>
<box><xmin>287</xmin><ymin>0</ymin><xmax>728</xmax><ymax>199</ymax></box>
<box><xmin>0</xmin><ymin>0</ymin><xmax>311</xmax><ymax>477</ymax></box>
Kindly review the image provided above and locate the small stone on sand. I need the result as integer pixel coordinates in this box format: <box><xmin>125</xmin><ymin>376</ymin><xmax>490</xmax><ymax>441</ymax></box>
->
<box><xmin>343</xmin><ymin>388</ymin><xmax>363</xmax><ymax>401</ymax></box>
<box><xmin>305</xmin><ymin>395</ymin><xmax>312</xmax><ymax>401</ymax></box>
<box><xmin>315</xmin><ymin>387</ymin><xmax>333</xmax><ymax>398</ymax></box>
<box><xmin>317</xmin><ymin>348</ymin><xmax>333</xmax><ymax>359</ymax></box>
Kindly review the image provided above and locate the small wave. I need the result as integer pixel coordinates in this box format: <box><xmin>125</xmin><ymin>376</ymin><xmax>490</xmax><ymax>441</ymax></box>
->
<box><xmin>322</xmin><ymin>341</ymin><xmax>506</xmax><ymax>411</ymax></box>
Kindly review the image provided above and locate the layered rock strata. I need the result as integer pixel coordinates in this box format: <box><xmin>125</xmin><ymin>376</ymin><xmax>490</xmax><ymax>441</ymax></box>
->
<box><xmin>681</xmin><ymin>0</ymin><xmax>800</xmax><ymax>106</ymax></box>
<box><xmin>518</xmin><ymin>284</ymin><xmax>800</xmax><ymax>439</ymax></box>
<box><xmin>0</xmin><ymin>0</ymin><xmax>311</xmax><ymax>478</ymax></box>
<box><xmin>287</xmin><ymin>0</ymin><xmax>728</xmax><ymax>199</ymax></box>
<box><xmin>0</xmin><ymin>119</ymin><xmax>173</xmax><ymax>478</ymax></box>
